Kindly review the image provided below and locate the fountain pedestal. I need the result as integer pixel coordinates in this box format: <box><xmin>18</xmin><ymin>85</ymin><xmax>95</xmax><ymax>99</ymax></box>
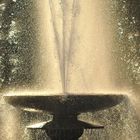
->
<box><xmin>4</xmin><ymin>94</ymin><xmax>124</xmax><ymax>139</ymax></box>
<box><xmin>45</xmin><ymin>115</ymin><xmax>84</xmax><ymax>140</ymax></box>
<box><xmin>29</xmin><ymin>114</ymin><xmax>103</xmax><ymax>140</ymax></box>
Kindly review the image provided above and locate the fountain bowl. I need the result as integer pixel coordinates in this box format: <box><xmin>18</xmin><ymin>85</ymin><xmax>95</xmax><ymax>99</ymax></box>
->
<box><xmin>3</xmin><ymin>93</ymin><xmax>125</xmax><ymax>140</ymax></box>
<box><xmin>4</xmin><ymin>93</ymin><xmax>124</xmax><ymax>115</ymax></box>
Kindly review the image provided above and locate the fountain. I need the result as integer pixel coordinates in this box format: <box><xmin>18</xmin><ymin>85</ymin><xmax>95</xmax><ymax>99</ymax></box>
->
<box><xmin>4</xmin><ymin>93</ymin><xmax>124</xmax><ymax>140</ymax></box>
<box><xmin>2</xmin><ymin>0</ymin><xmax>138</xmax><ymax>139</ymax></box>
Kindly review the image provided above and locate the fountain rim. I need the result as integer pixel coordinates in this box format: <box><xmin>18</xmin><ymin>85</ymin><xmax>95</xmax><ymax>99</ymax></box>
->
<box><xmin>3</xmin><ymin>92</ymin><xmax>125</xmax><ymax>97</ymax></box>
<box><xmin>3</xmin><ymin>93</ymin><xmax>125</xmax><ymax>114</ymax></box>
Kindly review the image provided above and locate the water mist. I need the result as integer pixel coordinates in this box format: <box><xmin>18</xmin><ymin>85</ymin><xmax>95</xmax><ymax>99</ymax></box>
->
<box><xmin>0</xmin><ymin>0</ymin><xmax>140</xmax><ymax>140</ymax></box>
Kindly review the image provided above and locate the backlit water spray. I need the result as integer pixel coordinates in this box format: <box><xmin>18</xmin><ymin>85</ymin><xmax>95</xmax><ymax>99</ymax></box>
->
<box><xmin>0</xmin><ymin>0</ymin><xmax>140</xmax><ymax>140</ymax></box>
<box><xmin>34</xmin><ymin>0</ymin><xmax>129</xmax><ymax>94</ymax></box>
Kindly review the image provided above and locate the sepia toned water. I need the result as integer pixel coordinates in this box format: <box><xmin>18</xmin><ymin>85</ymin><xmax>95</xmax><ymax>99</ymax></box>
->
<box><xmin>35</xmin><ymin>0</ymin><xmax>126</xmax><ymax>94</ymax></box>
<box><xmin>0</xmin><ymin>0</ymin><xmax>140</xmax><ymax>140</ymax></box>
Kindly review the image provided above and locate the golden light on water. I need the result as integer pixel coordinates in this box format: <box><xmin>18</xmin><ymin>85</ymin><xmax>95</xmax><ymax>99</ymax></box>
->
<box><xmin>32</xmin><ymin>0</ymin><xmax>130</xmax><ymax>95</ymax></box>
<box><xmin>0</xmin><ymin>0</ymin><xmax>140</xmax><ymax>140</ymax></box>
<box><xmin>0</xmin><ymin>104</ymin><xmax>22</xmax><ymax>140</ymax></box>
<box><xmin>4</xmin><ymin>89</ymin><xmax>129</xmax><ymax>96</ymax></box>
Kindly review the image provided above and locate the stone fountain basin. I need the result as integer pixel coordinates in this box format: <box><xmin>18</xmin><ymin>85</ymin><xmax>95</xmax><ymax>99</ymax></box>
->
<box><xmin>4</xmin><ymin>93</ymin><xmax>124</xmax><ymax>115</ymax></box>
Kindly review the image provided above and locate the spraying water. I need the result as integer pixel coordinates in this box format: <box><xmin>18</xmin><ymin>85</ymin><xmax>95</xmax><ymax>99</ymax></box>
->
<box><xmin>0</xmin><ymin>0</ymin><xmax>140</xmax><ymax>140</ymax></box>
<box><xmin>34</xmin><ymin>0</ymin><xmax>129</xmax><ymax>95</ymax></box>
